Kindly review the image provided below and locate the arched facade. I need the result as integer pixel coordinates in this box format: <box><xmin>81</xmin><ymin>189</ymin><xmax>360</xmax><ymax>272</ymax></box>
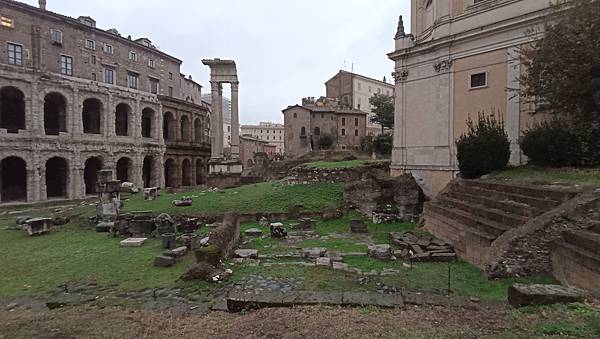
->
<box><xmin>115</xmin><ymin>103</ymin><xmax>131</xmax><ymax>137</ymax></box>
<box><xmin>45</xmin><ymin>157</ymin><xmax>69</xmax><ymax>199</ymax></box>
<box><xmin>0</xmin><ymin>156</ymin><xmax>27</xmax><ymax>202</ymax></box>
<box><xmin>0</xmin><ymin>86</ymin><xmax>26</xmax><ymax>133</ymax></box>
<box><xmin>82</xmin><ymin>98</ymin><xmax>103</xmax><ymax>134</ymax></box>
<box><xmin>44</xmin><ymin>92</ymin><xmax>67</xmax><ymax>135</ymax></box>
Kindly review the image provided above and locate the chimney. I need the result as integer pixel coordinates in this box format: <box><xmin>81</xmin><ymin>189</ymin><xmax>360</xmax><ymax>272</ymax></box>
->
<box><xmin>39</xmin><ymin>0</ymin><xmax>46</xmax><ymax>10</ymax></box>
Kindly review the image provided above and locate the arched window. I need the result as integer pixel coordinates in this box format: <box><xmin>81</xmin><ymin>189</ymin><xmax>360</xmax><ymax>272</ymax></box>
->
<box><xmin>300</xmin><ymin>126</ymin><xmax>306</xmax><ymax>136</ymax></box>
<box><xmin>82</xmin><ymin>98</ymin><xmax>102</xmax><ymax>134</ymax></box>
<box><xmin>44</xmin><ymin>93</ymin><xmax>67</xmax><ymax>135</ymax></box>
<box><xmin>141</xmin><ymin>108</ymin><xmax>154</xmax><ymax>138</ymax></box>
<box><xmin>0</xmin><ymin>86</ymin><xmax>26</xmax><ymax>133</ymax></box>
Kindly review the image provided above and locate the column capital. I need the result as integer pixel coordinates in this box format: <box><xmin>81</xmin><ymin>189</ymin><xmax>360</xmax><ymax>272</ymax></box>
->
<box><xmin>231</xmin><ymin>82</ymin><xmax>240</xmax><ymax>92</ymax></box>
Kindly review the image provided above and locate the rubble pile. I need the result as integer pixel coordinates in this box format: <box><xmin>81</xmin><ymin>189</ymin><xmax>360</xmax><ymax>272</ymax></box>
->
<box><xmin>389</xmin><ymin>231</ymin><xmax>456</xmax><ymax>262</ymax></box>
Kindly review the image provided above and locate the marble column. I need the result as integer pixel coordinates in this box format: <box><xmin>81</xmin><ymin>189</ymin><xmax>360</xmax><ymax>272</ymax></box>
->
<box><xmin>210</xmin><ymin>81</ymin><xmax>222</xmax><ymax>159</ymax></box>
<box><xmin>217</xmin><ymin>83</ymin><xmax>224</xmax><ymax>158</ymax></box>
<box><xmin>230</xmin><ymin>82</ymin><xmax>240</xmax><ymax>158</ymax></box>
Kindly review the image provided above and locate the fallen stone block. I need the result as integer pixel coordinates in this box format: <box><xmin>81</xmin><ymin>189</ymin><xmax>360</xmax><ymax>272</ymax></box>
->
<box><xmin>96</xmin><ymin>221</ymin><xmax>114</xmax><ymax>233</ymax></box>
<box><xmin>244</xmin><ymin>228</ymin><xmax>263</xmax><ymax>237</ymax></box>
<box><xmin>143</xmin><ymin>187</ymin><xmax>158</xmax><ymax>201</ymax></box>
<box><xmin>431</xmin><ymin>253</ymin><xmax>457</xmax><ymax>262</ymax></box>
<box><xmin>154</xmin><ymin>255</ymin><xmax>177</xmax><ymax>267</ymax></box>
<box><xmin>51</xmin><ymin>216</ymin><xmax>70</xmax><ymax>226</ymax></box>
<box><xmin>167</xmin><ymin>246</ymin><xmax>188</xmax><ymax>258</ymax></box>
<box><xmin>172</xmin><ymin>198</ymin><xmax>193</xmax><ymax>207</ymax></box>
<box><xmin>316</xmin><ymin>257</ymin><xmax>332</xmax><ymax>267</ymax></box>
<box><xmin>303</xmin><ymin>248</ymin><xmax>328</xmax><ymax>260</ymax></box>
<box><xmin>235</xmin><ymin>249</ymin><xmax>259</xmax><ymax>259</ymax></box>
<box><xmin>508</xmin><ymin>284</ymin><xmax>587</xmax><ymax>308</ymax></box>
<box><xmin>25</xmin><ymin>217</ymin><xmax>52</xmax><ymax>236</ymax></box>
<box><xmin>368</xmin><ymin>244</ymin><xmax>392</xmax><ymax>260</ymax></box>
<box><xmin>410</xmin><ymin>252</ymin><xmax>431</xmax><ymax>262</ymax></box>
<box><xmin>121</xmin><ymin>182</ymin><xmax>139</xmax><ymax>194</ymax></box>
<box><xmin>15</xmin><ymin>216</ymin><xmax>32</xmax><ymax>226</ymax></box>
<box><xmin>120</xmin><ymin>238</ymin><xmax>148</xmax><ymax>247</ymax></box>
<box><xmin>332</xmin><ymin>262</ymin><xmax>349</xmax><ymax>270</ymax></box>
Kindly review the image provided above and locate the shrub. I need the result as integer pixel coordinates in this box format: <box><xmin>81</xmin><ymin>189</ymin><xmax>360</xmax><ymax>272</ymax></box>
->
<box><xmin>373</xmin><ymin>134</ymin><xmax>393</xmax><ymax>155</ymax></box>
<box><xmin>318</xmin><ymin>133</ymin><xmax>334</xmax><ymax>149</ymax></box>
<box><xmin>456</xmin><ymin>113</ymin><xmax>510</xmax><ymax>178</ymax></box>
<box><xmin>519</xmin><ymin>119</ymin><xmax>580</xmax><ymax>167</ymax></box>
<box><xmin>361</xmin><ymin>135</ymin><xmax>374</xmax><ymax>153</ymax></box>
<box><xmin>520</xmin><ymin>119</ymin><xmax>600</xmax><ymax>167</ymax></box>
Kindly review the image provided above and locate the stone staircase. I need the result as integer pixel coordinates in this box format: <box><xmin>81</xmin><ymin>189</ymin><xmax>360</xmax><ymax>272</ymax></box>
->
<box><xmin>424</xmin><ymin>179</ymin><xmax>579</xmax><ymax>267</ymax></box>
<box><xmin>552</xmin><ymin>220</ymin><xmax>600</xmax><ymax>293</ymax></box>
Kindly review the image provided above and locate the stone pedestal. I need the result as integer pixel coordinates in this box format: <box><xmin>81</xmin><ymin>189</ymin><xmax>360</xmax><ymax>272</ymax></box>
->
<box><xmin>206</xmin><ymin>158</ymin><xmax>242</xmax><ymax>188</ymax></box>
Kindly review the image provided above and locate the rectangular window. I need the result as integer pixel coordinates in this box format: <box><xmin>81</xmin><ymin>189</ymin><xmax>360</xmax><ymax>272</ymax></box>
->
<box><xmin>1</xmin><ymin>16</ymin><xmax>14</xmax><ymax>28</ymax></box>
<box><xmin>127</xmin><ymin>72</ymin><xmax>138</xmax><ymax>89</ymax></box>
<box><xmin>355</xmin><ymin>130</ymin><xmax>359</xmax><ymax>136</ymax></box>
<box><xmin>470</xmin><ymin>72</ymin><xmax>488</xmax><ymax>89</ymax></box>
<box><xmin>103</xmin><ymin>44</ymin><xmax>113</xmax><ymax>54</ymax></box>
<box><xmin>149</xmin><ymin>78</ymin><xmax>159</xmax><ymax>94</ymax></box>
<box><xmin>128</xmin><ymin>51</ymin><xmax>138</xmax><ymax>61</ymax></box>
<box><xmin>342</xmin><ymin>118</ymin><xmax>346</xmax><ymax>126</ymax></box>
<box><xmin>85</xmin><ymin>39</ymin><xmax>96</xmax><ymax>50</ymax></box>
<box><xmin>148</xmin><ymin>59</ymin><xmax>155</xmax><ymax>68</ymax></box>
<box><xmin>90</xmin><ymin>55</ymin><xmax>96</xmax><ymax>64</ymax></box>
<box><xmin>91</xmin><ymin>73</ymin><xmax>97</xmax><ymax>81</ymax></box>
<box><xmin>169</xmin><ymin>72</ymin><xmax>173</xmax><ymax>80</ymax></box>
<box><xmin>168</xmin><ymin>86</ymin><xmax>173</xmax><ymax>96</ymax></box>
<box><xmin>341</xmin><ymin>129</ymin><xmax>346</xmax><ymax>136</ymax></box>
<box><xmin>50</xmin><ymin>29</ymin><xmax>63</xmax><ymax>44</ymax></box>
<box><xmin>60</xmin><ymin>55</ymin><xmax>73</xmax><ymax>75</ymax></box>
<box><xmin>104</xmin><ymin>68</ymin><xmax>114</xmax><ymax>84</ymax></box>
<box><xmin>355</xmin><ymin>118</ymin><xmax>359</xmax><ymax>126</ymax></box>
<box><xmin>7</xmin><ymin>43</ymin><xmax>22</xmax><ymax>66</ymax></box>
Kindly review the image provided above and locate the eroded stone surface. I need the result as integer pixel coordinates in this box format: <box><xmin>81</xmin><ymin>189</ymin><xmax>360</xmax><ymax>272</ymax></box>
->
<box><xmin>508</xmin><ymin>284</ymin><xmax>587</xmax><ymax>308</ymax></box>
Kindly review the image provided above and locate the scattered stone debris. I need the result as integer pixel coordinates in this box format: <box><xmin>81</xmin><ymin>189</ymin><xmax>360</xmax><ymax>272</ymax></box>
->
<box><xmin>95</xmin><ymin>221</ymin><xmax>114</xmax><ymax>233</ymax></box>
<box><xmin>172</xmin><ymin>197</ymin><xmax>193</xmax><ymax>207</ymax></box>
<box><xmin>235</xmin><ymin>249</ymin><xmax>259</xmax><ymax>259</ymax></box>
<box><xmin>161</xmin><ymin>233</ymin><xmax>177</xmax><ymax>249</ymax></box>
<box><xmin>180</xmin><ymin>262</ymin><xmax>219</xmax><ymax>281</ymax></box>
<box><xmin>120</xmin><ymin>182</ymin><xmax>140</xmax><ymax>194</ymax></box>
<box><xmin>303</xmin><ymin>248</ymin><xmax>328</xmax><ymax>260</ymax></box>
<box><xmin>368</xmin><ymin>244</ymin><xmax>392</xmax><ymax>260</ymax></box>
<box><xmin>120</xmin><ymin>238</ymin><xmax>148</xmax><ymax>247</ymax></box>
<box><xmin>259</xmin><ymin>217</ymin><xmax>269</xmax><ymax>228</ymax></box>
<box><xmin>155</xmin><ymin>213</ymin><xmax>175</xmax><ymax>235</ymax></box>
<box><xmin>292</xmin><ymin>218</ymin><xmax>316</xmax><ymax>231</ymax></box>
<box><xmin>181</xmin><ymin>233</ymin><xmax>199</xmax><ymax>250</ymax></box>
<box><xmin>154</xmin><ymin>246</ymin><xmax>189</xmax><ymax>268</ymax></box>
<box><xmin>322</xmin><ymin>206</ymin><xmax>339</xmax><ymax>221</ymax></box>
<box><xmin>51</xmin><ymin>216</ymin><xmax>70</xmax><ymax>226</ymax></box>
<box><xmin>270</xmin><ymin>222</ymin><xmax>287</xmax><ymax>238</ymax></box>
<box><xmin>349</xmin><ymin>219</ymin><xmax>368</xmax><ymax>234</ymax></box>
<box><xmin>15</xmin><ymin>216</ymin><xmax>32</xmax><ymax>226</ymax></box>
<box><xmin>244</xmin><ymin>228</ymin><xmax>263</xmax><ymax>237</ymax></box>
<box><xmin>143</xmin><ymin>187</ymin><xmax>158</xmax><ymax>201</ymax></box>
<box><xmin>25</xmin><ymin>217</ymin><xmax>52</xmax><ymax>236</ymax></box>
<box><xmin>508</xmin><ymin>284</ymin><xmax>588</xmax><ymax>308</ymax></box>
<box><xmin>389</xmin><ymin>232</ymin><xmax>456</xmax><ymax>262</ymax></box>
<box><xmin>316</xmin><ymin>257</ymin><xmax>332</xmax><ymax>267</ymax></box>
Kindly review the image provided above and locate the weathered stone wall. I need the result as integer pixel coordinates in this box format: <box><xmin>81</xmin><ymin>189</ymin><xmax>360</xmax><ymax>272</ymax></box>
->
<box><xmin>343</xmin><ymin>173</ymin><xmax>424</xmax><ymax>221</ymax></box>
<box><xmin>288</xmin><ymin>161</ymin><xmax>390</xmax><ymax>184</ymax></box>
<box><xmin>207</xmin><ymin>214</ymin><xmax>241</xmax><ymax>259</ymax></box>
<box><xmin>486</xmin><ymin>192</ymin><xmax>600</xmax><ymax>278</ymax></box>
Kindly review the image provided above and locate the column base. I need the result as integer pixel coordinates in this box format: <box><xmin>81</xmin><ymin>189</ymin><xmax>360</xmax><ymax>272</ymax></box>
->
<box><xmin>207</xmin><ymin>158</ymin><xmax>243</xmax><ymax>189</ymax></box>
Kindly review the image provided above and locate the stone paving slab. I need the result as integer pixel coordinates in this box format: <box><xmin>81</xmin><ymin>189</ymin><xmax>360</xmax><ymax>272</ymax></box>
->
<box><xmin>508</xmin><ymin>284</ymin><xmax>587</xmax><ymax>308</ymax></box>
<box><xmin>120</xmin><ymin>238</ymin><xmax>148</xmax><ymax>247</ymax></box>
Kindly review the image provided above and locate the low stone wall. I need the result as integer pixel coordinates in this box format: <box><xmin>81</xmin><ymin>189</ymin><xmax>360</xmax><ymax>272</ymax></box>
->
<box><xmin>178</xmin><ymin>210</ymin><xmax>329</xmax><ymax>226</ymax></box>
<box><xmin>207</xmin><ymin>214</ymin><xmax>241</xmax><ymax>259</ymax></box>
<box><xmin>287</xmin><ymin>162</ymin><xmax>389</xmax><ymax>184</ymax></box>
<box><xmin>485</xmin><ymin>192</ymin><xmax>599</xmax><ymax>278</ymax></box>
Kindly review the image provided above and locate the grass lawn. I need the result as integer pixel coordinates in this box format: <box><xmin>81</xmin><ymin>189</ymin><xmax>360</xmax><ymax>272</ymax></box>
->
<box><xmin>304</xmin><ymin>160</ymin><xmax>381</xmax><ymax>169</ymax></box>
<box><xmin>491</xmin><ymin>166</ymin><xmax>600</xmax><ymax>187</ymax></box>
<box><xmin>121</xmin><ymin>180</ymin><xmax>345</xmax><ymax>215</ymax></box>
<box><xmin>0</xmin><ymin>219</ymin><xmax>193</xmax><ymax>297</ymax></box>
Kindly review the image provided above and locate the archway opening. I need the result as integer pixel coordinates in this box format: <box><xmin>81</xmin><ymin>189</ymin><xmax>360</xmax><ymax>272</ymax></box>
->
<box><xmin>115</xmin><ymin>103</ymin><xmax>130</xmax><ymax>136</ymax></box>
<box><xmin>116</xmin><ymin>157</ymin><xmax>132</xmax><ymax>183</ymax></box>
<box><xmin>180</xmin><ymin>115</ymin><xmax>190</xmax><ymax>142</ymax></box>
<box><xmin>182</xmin><ymin>159</ymin><xmax>192</xmax><ymax>186</ymax></box>
<box><xmin>82</xmin><ymin>98</ymin><xmax>102</xmax><ymax>134</ymax></box>
<box><xmin>194</xmin><ymin>118</ymin><xmax>203</xmax><ymax>143</ymax></box>
<box><xmin>44</xmin><ymin>92</ymin><xmax>67</xmax><ymax>135</ymax></box>
<box><xmin>0</xmin><ymin>156</ymin><xmax>27</xmax><ymax>202</ymax></box>
<box><xmin>0</xmin><ymin>86</ymin><xmax>26</xmax><ymax>133</ymax></box>
<box><xmin>164</xmin><ymin>159</ymin><xmax>177</xmax><ymax>188</ymax></box>
<box><xmin>141</xmin><ymin>108</ymin><xmax>154</xmax><ymax>138</ymax></box>
<box><xmin>84</xmin><ymin>157</ymin><xmax>103</xmax><ymax>194</ymax></box>
<box><xmin>163</xmin><ymin>112</ymin><xmax>174</xmax><ymax>140</ymax></box>
<box><xmin>142</xmin><ymin>156</ymin><xmax>155</xmax><ymax>188</ymax></box>
<box><xmin>46</xmin><ymin>157</ymin><xmax>67</xmax><ymax>198</ymax></box>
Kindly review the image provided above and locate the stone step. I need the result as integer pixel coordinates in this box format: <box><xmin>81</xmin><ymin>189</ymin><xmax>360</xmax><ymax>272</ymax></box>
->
<box><xmin>438</xmin><ymin>196</ymin><xmax>528</xmax><ymax>228</ymax></box>
<box><xmin>462</xmin><ymin>180</ymin><xmax>577</xmax><ymax>202</ymax></box>
<box><xmin>453</xmin><ymin>184</ymin><xmax>561</xmax><ymax>210</ymax></box>
<box><xmin>425</xmin><ymin>202</ymin><xmax>506</xmax><ymax>239</ymax></box>
<box><xmin>446</xmin><ymin>190</ymin><xmax>541</xmax><ymax>218</ymax></box>
<box><xmin>562</xmin><ymin>230</ymin><xmax>600</xmax><ymax>255</ymax></box>
<box><xmin>555</xmin><ymin>241</ymin><xmax>600</xmax><ymax>273</ymax></box>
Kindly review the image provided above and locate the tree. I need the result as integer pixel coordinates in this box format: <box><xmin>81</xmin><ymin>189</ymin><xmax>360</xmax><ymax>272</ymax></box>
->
<box><xmin>519</xmin><ymin>0</ymin><xmax>600</xmax><ymax>121</ymax></box>
<box><xmin>318</xmin><ymin>133</ymin><xmax>334</xmax><ymax>150</ymax></box>
<box><xmin>369</xmin><ymin>94</ymin><xmax>395</xmax><ymax>134</ymax></box>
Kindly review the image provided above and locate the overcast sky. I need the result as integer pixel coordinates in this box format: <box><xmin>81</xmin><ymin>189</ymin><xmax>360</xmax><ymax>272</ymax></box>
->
<box><xmin>24</xmin><ymin>0</ymin><xmax>411</xmax><ymax>124</ymax></box>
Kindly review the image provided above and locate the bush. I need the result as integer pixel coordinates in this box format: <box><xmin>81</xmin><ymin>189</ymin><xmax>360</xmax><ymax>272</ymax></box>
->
<box><xmin>520</xmin><ymin>119</ymin><xmax>600</xmax><ymax>167</ymax></box>
<box><xmin>373</xmin><ymin>134</ymin><xmax>393</xmax><ymax>155</ymax></box>
<box><xmin>456</xmin><ymin>113</ymin><xmax>510</xmax><ymax>178</ymax></box>
<box><xmin>361</xmin><ymin>135</ymin><xmax>374</xmax><ymax>153</ymax></box>
<box><xmin>318</xmin><ymin>133</ymin><xmax>334</xmax><ymax>149</ymax></box>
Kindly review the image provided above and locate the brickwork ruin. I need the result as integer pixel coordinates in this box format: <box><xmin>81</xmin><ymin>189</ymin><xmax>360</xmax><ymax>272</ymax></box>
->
<box><xmin>0</xmin><ymin>0</ymin><xmax>210</xmax><ymax>203</ymax></box>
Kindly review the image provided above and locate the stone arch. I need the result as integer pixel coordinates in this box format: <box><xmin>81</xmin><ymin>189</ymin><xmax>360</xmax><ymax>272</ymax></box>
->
<box><xmin>181</xmin><ymin>158</ymin><xmax>192</xmax><ymax>186</ymax></box>
<box><xmin>84</xmin><ymin>156</ymin><xmax>103</xmax><ymax>195</ymax></box>
<box><xmin>0</xmin><ymin>156</ymin><xmax>27</xmax><ymax>202</ymax></box>
<box><xmin>0</xmin><ymin>86</ymin><xmax>26</xmax><ymax>133</ymax></box>
<box><xmin>163</xmin><ymin>111</ymin><xmax>175</xmax><ymax>140</ymax></box>
<box><xmin>195</xmin><ymin>158</ymin><xmax>204</xmax><ymax>185</ymax></box>
<box><xmin>194</xmin><ymin>117</ymin><xmax>203</xmax><ymax>143</ymax></box>
<box><xmin>44</xmin><ymin>92</ymin><xmax>67</xmax><ymax>135</ymax></box>
<box><xmin>116</xmin><ymin>157</ymin><xmax>133</xmax><ymax>183</ymax></box>
<box><xmin>142</xmin><ymin>156</ymin><xmax>157</xmax><ymax>188</ymax></box>
<box><xmin>45</xmin><ymin>157</ymin><xmax>68</xmax><ymax>198</ymax></box>
<box><xmin>141</xmin><ymin>107</ymin><xmax>154</xmax><ymax>138</ymax></box>
<box><xmin>82</xmin><ymin>98</ymin><xmax>103</xmax><ymax>134</ymax></box>
<box><xmin>164</xmin><ymin>158</ymin><xmax>177</xmax><ymax>188</ymax></box>
<box><xmin>115</xmin><ymin>103</ymin><xmax>131</xmax><ymax>136</ymax></box>
<box><xmin>180</xmin><ymin>115</ymin><xmax>190</xmax><ymax>141</ymax></box>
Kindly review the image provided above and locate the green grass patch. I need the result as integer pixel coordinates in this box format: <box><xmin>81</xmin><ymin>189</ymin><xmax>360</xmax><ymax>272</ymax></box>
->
<box><xmin>0</xmin><ymin>222</ymin><xmax>192</xmax><ymax>297</ymax></box>
<box><xmin>491</xmin><ymin>166</ymin><xmax>600</xmax><ymax>187</ymax></box>
<box><xmin>343</xmin><ymin>257</ymin><xmax>557</xmax><ymax>300</ymax></box>
<box><xmin>121</xmin><ymin>181</ymin><xmax>344</xmax><ymax>215</ymax></box>
<box><xmin>304</xmin><ymin>160</ymin><xmax>376</xmax><ymax>169</ymax></box>
<box><xmin>521</xmin><ymin>303</ymin><xmax>600</xmax><ymax>338</ymax></box>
